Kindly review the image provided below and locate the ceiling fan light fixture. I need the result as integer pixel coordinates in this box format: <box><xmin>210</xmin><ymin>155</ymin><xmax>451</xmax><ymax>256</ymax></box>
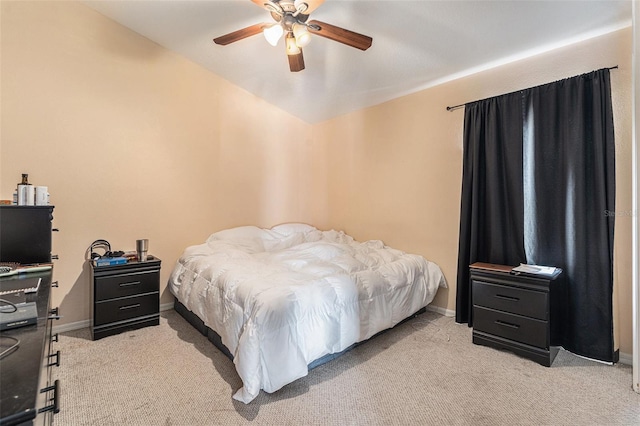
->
<box><xmin>293</xmin><ymin>23</ymin><xmax>311</xmax><ymax>47</ymax></box>
<box><xmin>263</xmin><ymin>24</ymin><xmax>284</xmax><ymax>46</ymax></box>
<box><xmin>285</xmin><ymin>33</ymin><xmax>301</xmax><ymax>55</ymax></box>
<box><xmin>293</xmin><ymin>0</ymin><xmax>309</xmax><ymax>14</ymax></box>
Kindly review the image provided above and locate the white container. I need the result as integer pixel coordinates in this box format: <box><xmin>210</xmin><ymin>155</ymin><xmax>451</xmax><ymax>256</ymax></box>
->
<box><xmin>17</xmin><ymin>184</ymin><xmax>32</xmax><ymax>205</ymax></box>
<box><xmin>35</xmin><ymin>186</ymin><xmax>49</xmax><ymax>205</ymax></box>
<box><xmin>24</xmin><ymin>185</ymin><xmax>35</xmax><ymax>205</ymax></box>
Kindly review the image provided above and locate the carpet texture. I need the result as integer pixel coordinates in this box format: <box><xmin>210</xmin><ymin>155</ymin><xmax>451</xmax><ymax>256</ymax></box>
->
<box><xmin>54</xmin><ymin>310</ymin><xmax>639</xmax><ymax>425</ymax></box>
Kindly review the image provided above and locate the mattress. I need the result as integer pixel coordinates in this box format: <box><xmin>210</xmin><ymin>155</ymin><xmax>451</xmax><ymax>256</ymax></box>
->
<box><xmin>169</xmin><ymin>223</ymin><xmax>447</xmax><ymax>403</ymax></box>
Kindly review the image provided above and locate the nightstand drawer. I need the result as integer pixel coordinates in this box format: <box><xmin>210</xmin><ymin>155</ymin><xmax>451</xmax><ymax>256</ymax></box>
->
<box><xmin>95</xmin><ymin>270</ymin><xmax>159</xmax><ymax>301</ymax></box>
<box><xmin>473</xmin><ymin>280</ymin><xmax>548</xmax><ymax>320</ymax></box>
<box><xmin>473</xmin><ymin>306</ymin><xmax>548</xmax><ymax>348</ymax></box>
<box><xmin>94</xmin><ymin>292</ymin><xmax>159</xmax><ymax>326</ymax></box>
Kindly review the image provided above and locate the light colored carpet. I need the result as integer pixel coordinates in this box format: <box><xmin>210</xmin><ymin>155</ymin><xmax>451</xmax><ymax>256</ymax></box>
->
<box><xmin>54</xmin><ymin>310</ymin><xmax>639</xmax><ymax>425</ymax></box>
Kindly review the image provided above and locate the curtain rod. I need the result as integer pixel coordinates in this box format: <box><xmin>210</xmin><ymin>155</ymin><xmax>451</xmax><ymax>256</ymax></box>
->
<box><xmin>445</xmin><ymin>65</ymin><xmax>619</xmax><ymax>111</ymax></box>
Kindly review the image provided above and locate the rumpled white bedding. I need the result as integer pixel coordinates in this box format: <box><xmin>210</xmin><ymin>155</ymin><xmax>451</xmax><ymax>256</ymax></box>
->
<box><xmin>168</xmin><ymin>223</ymin><xmax>447</xmax><ymax>403</ymax></box>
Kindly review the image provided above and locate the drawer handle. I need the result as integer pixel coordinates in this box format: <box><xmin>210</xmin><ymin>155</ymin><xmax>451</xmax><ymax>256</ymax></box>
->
<box><xmin>52</xmin><ymin>333</ymin><xmax>59</xmax><ymax>343</ymax></box>
<box><xmin>495</xmin><ymin>320</ymin><xmax>520</xmax><ymax>329</ymax></box>
<box><xmin>495</xmin><ymin>294</ymin><xmax>520</xmax><ymax>302</ymax></box>
<box><xmin>39</xmin><ymin>379</ymin><xmax>60</xmax><ymax>414</ymax></box>
<box><xmin>48</xmin><ymin>350</ymin><xmax>61</xmax><ymax>367</ymax></box>
<box><xmin>48</xmin><ymin>307</ymin><xmax>61</xmax><ymax>321</ymax></box>
<box><xmin>119</xmin><ymin>303</ymin><xmax>141</xmax><ymax>311</ymax></box>
<box><xmin>119</xmin><ymin>281</ymin><xmax>141</xmax><ymax>288</ymax></box>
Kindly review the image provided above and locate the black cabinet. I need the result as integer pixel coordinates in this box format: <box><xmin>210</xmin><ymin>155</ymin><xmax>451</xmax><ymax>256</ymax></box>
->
<box><xmin>470</xmin><ymin>262</ymin><xmax>564</xmax><ymax>367</ymax></box>
<box><xmin>0</xmin><ymin>205</ymin><xmax>53</xmax><ymax>264</ymax></box>
<box><xmin>90</xmin><ymin>258</ymin><xmax>161</xmax><ymax>340</ymax></box>
<box><xmin>0</xmin><ymin>271</ymin><xmax>60</xmax><ymax>426</ymax></box>
<box><xmin>0</xmin><ymin>206</ymin><xmax>55</xmax><ymax>264</ymax></box>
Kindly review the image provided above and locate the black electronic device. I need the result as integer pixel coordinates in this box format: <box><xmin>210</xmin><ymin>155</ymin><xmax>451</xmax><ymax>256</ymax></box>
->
<box><xmin>0</xmin><ymin>301</ymin><xmax>37</xmax><ymax>331</ymax></box>
<box><xmin>89</xmin><ymin>239</ymin><xmax>126</xmax><ymax>262</ymax></box>
<box><xmin>89</xmin><ymin>239</ymin><xmax>111</xmax><ymax>260</ymax></box>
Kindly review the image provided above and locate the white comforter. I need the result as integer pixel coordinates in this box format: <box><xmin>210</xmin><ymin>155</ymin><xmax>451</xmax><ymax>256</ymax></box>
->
<box><xmin>168</xmin><ymin>223</ymin><xmax>447</xmax><ymax>403</ymax></box>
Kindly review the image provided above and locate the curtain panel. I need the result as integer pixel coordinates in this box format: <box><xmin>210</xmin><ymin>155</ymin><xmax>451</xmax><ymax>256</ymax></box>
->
<box><xmin>454</xmin><ymin>94</ymin><xmax>527</xmax><ymax>324</ymax></box>
<box><xmin>455</xmin><ymin>68</ymin><xmax>616</xmax><ymax>362</ymax></box>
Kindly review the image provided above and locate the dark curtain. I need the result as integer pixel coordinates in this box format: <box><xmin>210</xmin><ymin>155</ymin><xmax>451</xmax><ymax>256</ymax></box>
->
<box><xmin>455</xmin><ymin>93</ymin><xmax>527</xmax><ymax>324</ymax></box>
<box><xmin>455</xmin><ymin>68</ymin><xmax>616</xmax><ymax>362</ymax></box>
<box><xmin>523</xmin><ymin>69</ymin><xmax>616</xmax><ymax>362</ymax></box>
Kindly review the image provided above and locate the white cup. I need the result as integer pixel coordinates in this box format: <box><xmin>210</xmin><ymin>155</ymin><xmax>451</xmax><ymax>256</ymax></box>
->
<box><xmin>35</xmin><ymin>186</ymin><xmax>49</xmax><ymax>205</ymax></box>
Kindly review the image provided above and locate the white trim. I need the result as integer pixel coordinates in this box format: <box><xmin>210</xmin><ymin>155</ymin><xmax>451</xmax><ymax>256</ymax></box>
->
<box><xmin>52</xmin><ymin>303</ymin><xmax>175</xmax><ymax>334</ymax></box>
<box><xmin>633</xmin><ymin>0</ymin><xmax>640</xmax><ymax>394</ymax></box>
<box><xmin>619</xmin><ymin>351</ymin><xmax>634</xmax><ymax>366</ymax></box>
<box><xmin>46</xmin><ymin>304</ymin><xmax>634</xmax><ymax>367</ymax></box>
<box><xmin>568</xmin><ymin>350</ymin><xmax>634</xmax><ymax>366</ymax></box>
<box><xmin>426</xmin><ymin>304</ymin><xmax>455</xmax><ymax>318</ymax></box>
<box><xmin>394</xmin><ymin>20</ymin><xmax>632</xmax><ymax>107</ymax></box>
<box><xmin>53</xmin><ymin>319</ymin><xmax>90</xmax><ymax>334</ymax></box>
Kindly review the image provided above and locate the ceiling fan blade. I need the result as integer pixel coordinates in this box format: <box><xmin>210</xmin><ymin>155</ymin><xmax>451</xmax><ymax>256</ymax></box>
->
<box><xmin>307</xmin><ymin>20</ymin><xmax>372</xmax><ymax>51</ymax></box>
<box><xmin>288</xmin><ymin>49</ymin><xmax>305</xmax><ymax>72</ymax></box>
<box><xmin>213</xmin><ymin>23</ymin><xmax>265</xmax><ymax>45</ymax></box>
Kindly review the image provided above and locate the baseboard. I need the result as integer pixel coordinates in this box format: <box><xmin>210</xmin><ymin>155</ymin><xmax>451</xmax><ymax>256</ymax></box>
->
<box><xmin>52</xmin><ymin>302</ymin><xmax>174</xmax><ymax>334</ymax></box>
<box><xmin>426</xmin><ymin>304</ymin><xmax>455</xmax><ymax>317</ymax></box>
<box><xmin>433</xmin><ymin>307</ymin><xmax>634</xmax><ymax>365</ymax></box>
<box><xmin>50</xmin><ymin>303</ymin><xmax>635</xmax><ymax>367</ymax></box>
<box><xmin>159</xmin><ymin>302</ymin><xmax>173</xmax><ymax>312</ymax></box>
<box><xmin>53</xmin><ymin>319</ymin><xmax>90</xmax><ymax>334</ymax></box>
<box><xmin>618</xmin><ymin>351</ymin><xmax>632</xmax><ymax>366</ymax></box>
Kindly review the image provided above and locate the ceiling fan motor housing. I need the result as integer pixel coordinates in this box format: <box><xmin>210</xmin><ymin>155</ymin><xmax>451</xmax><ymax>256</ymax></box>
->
<box><xmin>270</xmin><ymin>1</ymin><xmax>310</xmax><ymax>27</ymax></box>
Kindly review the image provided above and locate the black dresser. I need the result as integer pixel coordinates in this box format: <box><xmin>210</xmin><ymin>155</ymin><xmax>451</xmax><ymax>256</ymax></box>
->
<box><xmin>470</xmin><ymin>262</ymin><xmax>564</xmax><ymax>367</ymax></box>
<box><xmin>90</xmin><ymin>258</ymin><xmax>161</xmax><ymax>340</ymax></box>
<box><xmin>0</xmin><ymin>205</ymin><xmax>60</xmax><ymax>425</ymax></box>
<box><xmin>0</xmin><ymin>271</ymin><xmax>60</xmax><ymax>426</ymax></box>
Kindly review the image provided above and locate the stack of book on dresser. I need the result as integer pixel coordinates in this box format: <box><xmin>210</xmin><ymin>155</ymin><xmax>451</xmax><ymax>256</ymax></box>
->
<box><xmin>511</xmin><ymin>263</ymin><xmax>561</xmax><ymax>278</ymax></box>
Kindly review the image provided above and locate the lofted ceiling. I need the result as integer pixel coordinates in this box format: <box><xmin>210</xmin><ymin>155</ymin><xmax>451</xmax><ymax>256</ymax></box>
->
<box><xmin>84</xmin><ymin>0</ymin><xmax>632</xmax><ymax>123</ymax></box>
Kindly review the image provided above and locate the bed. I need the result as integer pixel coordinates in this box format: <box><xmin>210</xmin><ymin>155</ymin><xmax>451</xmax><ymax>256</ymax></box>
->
<box><xmin>168</xmin><ymin>223</ymin><xmax>447</xmax><ymax>403</ymax></box>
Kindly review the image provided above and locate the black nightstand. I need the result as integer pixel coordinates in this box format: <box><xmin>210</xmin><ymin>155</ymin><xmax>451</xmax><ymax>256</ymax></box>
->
<box><xmin>90</xmin><ymin>257</ymin><xmax>161</xmax><ymax>340</ymax></box>
<box><xmin>470</xmin><ymin>262</ymin><xmax>564</xmax><ymax>367</ymax></box>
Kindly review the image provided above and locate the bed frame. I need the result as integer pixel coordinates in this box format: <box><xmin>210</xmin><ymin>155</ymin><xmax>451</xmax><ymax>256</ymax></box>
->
<box><xmin>173</xmin><ymin>299</ymin><xmax>426</xmax><ymax>370</ymax></box>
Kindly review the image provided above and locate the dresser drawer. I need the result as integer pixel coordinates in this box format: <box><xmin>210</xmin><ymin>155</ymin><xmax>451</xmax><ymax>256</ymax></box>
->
<box><xmin>473</xmin><ymin>280</ymin><xmax>548</xmax><ymax>320</ymax></box>
<box><xmin>94</xmin><ymin>292</ymin><xmax>159</xmax><ymax>326</ymax></box>
<box><xmin>473</xmin><ymin>306</ymin><xmax>548</xmax><ymax>348</ymax></box>
<box><xmin>95</xmin><ymin>270</ymin><xmax>159</xmax><ymax>302</ymax></box>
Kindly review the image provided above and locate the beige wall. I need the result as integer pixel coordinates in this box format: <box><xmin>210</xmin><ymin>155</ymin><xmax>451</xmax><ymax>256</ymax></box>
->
<box><xmin>313</xmin><ymin>28</ymin><xmax>633</xmax><ymax>355</ymax></box>
<box><xmin>0</xmin><ymin>2</ymin><xmax>634</xmax><ymax>356</ymax></box>
<box><xmin>0</xmin><ymin>1</ymin><xmax>314</xmax><ymax>324</ymax></box>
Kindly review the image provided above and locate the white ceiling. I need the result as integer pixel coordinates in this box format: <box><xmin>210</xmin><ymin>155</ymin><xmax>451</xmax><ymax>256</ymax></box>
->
<box><xmin>84</xmin><ymin>0</ymin><xmax>632</xmax><ymax>123</ymax></box>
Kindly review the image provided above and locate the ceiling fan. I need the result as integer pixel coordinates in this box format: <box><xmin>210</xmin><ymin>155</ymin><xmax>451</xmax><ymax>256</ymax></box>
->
<box><xmin>213</xmin><ymin>0</ymin><xmax>373</xmax><ymax>72</ymax></box>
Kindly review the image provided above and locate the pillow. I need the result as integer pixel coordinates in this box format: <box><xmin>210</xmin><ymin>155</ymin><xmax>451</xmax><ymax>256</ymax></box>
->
<box><xmin>262</xmin><ymin>232</ymin><xmax>305</xmax><ymax>251</ymax></box>
<box><xmin>206</xmin><ymin>226</ymin><xmax>268</xmax><ymax>243</ymax></box>
<box><xmin>271</xmin><ymin>223</ymin><xmax>317</xmax><ymax>236</ymax></box>
<box><xmin>320</xmin><ymin>229</ymin><xmax>354</xmax><ymax>245</ymax></box>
